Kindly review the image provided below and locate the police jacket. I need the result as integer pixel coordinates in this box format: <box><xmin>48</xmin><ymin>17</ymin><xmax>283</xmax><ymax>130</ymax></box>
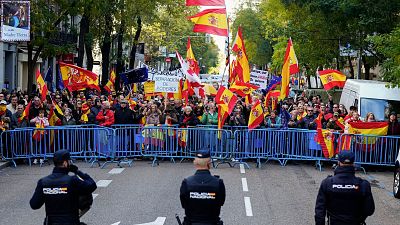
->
<box><xmin>315</xmin><ymin>166</ymin><xmax>375</xmax><ymax>225</ymax></box>
<box><xmin>180</xmin><ymin>170</ymin><xmax>225</xmax><ymax>224</ymax></box>
<box><xmin>30</xmin><ymin>167</ymin><xmax>97</xmax><ymax>225</ymax></box>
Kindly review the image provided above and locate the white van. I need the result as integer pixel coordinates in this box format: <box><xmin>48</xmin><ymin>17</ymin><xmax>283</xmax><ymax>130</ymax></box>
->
<box><xmin>340</xmin><ymin>79</ymin><xmax>400</xmax><ymax>121</ymax></box>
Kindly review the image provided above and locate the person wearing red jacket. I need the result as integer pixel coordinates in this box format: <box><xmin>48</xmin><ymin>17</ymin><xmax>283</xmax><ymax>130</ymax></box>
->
<box><xmin>96</xmin><ymin>101</ymin><xmax>114</xmax><ymax>127</ymax></box>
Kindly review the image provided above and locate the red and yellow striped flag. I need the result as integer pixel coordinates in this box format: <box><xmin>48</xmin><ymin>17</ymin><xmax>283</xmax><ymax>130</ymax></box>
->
<box><xmin>279</xmin><ymin>38</ymin><xmax>299</xmax><ymax>100</ymax></box>
<box><xmin>186</xmin><ymin>0</ymin><xmax>225</xmax><ymax>6</ymax></box>
<box><xmin>18</xmin><ymin>101</ymin><xmax>32</xmax><ymax>123</ymax></box>
<box><xmin>248</xmin><ymin>100</ymin><xmax>263</xmax><ymax>130</ymax></box>
<box><xmin>186</xmin><ymin>38</ymin><xmax>200</xmax><ymax>75</ymax></box>
<box><xmin>188</xmin><ymin>8</ymin><xmax>228</xmax><ymax>37</ymax></box>
<box><xmin>348</xmin><ymin>122</ymin><xmax>388</xmax><ymax>137</ymax></box>
<box><xmin>36</xmin><ymin>70</ymin><xmax>48</xmax><ymax>101</ymax></box>
<box><xmin>215</xmin><ymin>86</ymin><xmax>238</xmax><ymax>115</ymax></box>
<box><xmin>232</xmin><ymin>26</ymin><xmax>250</xmax><ymax>83</ymax></box>
<box><xmin>104</xmin><ymin>70</ymin><xmax>116</xmax><ymax>93</ymax></box>
<box><xmin>229</xmin><ymin>81</ymin><xmax>259</xmax><ymax>97</ymax></box>
<box><xmin>318</xmin><ymin>69</ymin><xmax>347</xmax><ymax>90</ymax></box>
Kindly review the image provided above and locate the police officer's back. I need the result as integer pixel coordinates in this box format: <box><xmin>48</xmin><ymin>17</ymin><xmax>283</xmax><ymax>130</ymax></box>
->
<box><xmin>315</xmin><ymin>151</ymin><xmax>375</xmax><ymax>225</ymax></box>
<box><xmin>180</xmin><ymin>150</ymin><xmax>225</xmax><ymax>225</ymax></box>
<box><xmin>30</xmin><ymin>150</ymin><xmax>97</xmax><ymax>225</ymax></box>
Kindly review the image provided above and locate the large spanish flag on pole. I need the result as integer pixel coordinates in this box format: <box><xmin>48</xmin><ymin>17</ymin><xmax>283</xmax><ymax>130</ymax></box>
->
<box><xmin>248</xmin><ymin>100</ymin><xmax>264</xmax><ymax>130</ymax></box>
<box><xmin>187</xmin><ymin>37</ymin><xmax>200</xmax><ymax>75</ymax></box>
<box><xmin>188</xmin><ymin>8</ymin><xmax>228</xmax><ymax>37</ymax></box>
<box><xmin>229</xmin><ymin>81</ymin><xmax>259</xmax><ymax>97</ymax></box>
<box><xmin>318</xmin><ymin>69</ymin><xmax>347</xmax><ymax>90</ymax></box>
<box><xmin>231</xmin><ymin>26</ymin><xmax>250</xmax><ymax>83</ymax></box>
<box><xmin>59</xmin><ymin>62</ymin><xmax>100</xmax><ymax>92</ymax></box>
<box><xmin>279</xmin><ymin>38</ymin><xmax>299</xmax><ymax>101</ymax></box>
<box><xmin>215</xmin><ymin>86</ymin><xmax>238</xmax><ymax>114</ymax></box>
<box><xmin>186</xmin><ymin>0</ymin><xmax>225</xmax><ymax>6</ymax></box>
<box><xmin>36</xmin><ymin>70</ymin><xmax>48</xmax><ymax>101</ymax></box>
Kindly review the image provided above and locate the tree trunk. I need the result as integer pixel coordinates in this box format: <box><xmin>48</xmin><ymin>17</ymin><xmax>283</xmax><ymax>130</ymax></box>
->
<box><xmin>101</xmin><ymin>14</ymin><xmax>112</xmax><ymax>88</ymax></box>
<box><xmin>77</xmin><ymin>13</ymin><xmax>89</xmax><ymax>67</ymax></box>
<box><xmin>129</xmin><ymin>16</ymin><xmax>142</xmax><ymax>69</ymax></box>
<box><xmin>362</xmin><ymin>56</ymin><xmax>371</xmax><ymax>80</ymax></box>
<box><xmin>116</xmin><ymin>18</ymin><xmax>125</xmax><ymax>92</ymax></box>
<box><xmin>347</xmin><ymin>56</ymin><xmax>354</xmax><ymax>79</ymax></box>
<box><xmin>85</xmin><ymin>39</ymin><xmax>94</xmax><ymax>71</ymax></box>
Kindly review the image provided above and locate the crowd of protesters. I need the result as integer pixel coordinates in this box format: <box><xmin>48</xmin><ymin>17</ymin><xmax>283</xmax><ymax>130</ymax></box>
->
<box><xmin>0</xmin><ymin>86</ymin><xmax>399</xmax><ymax>137</ymax></box>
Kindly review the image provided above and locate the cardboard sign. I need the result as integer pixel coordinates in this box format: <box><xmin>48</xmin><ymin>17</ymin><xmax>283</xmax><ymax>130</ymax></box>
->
<box><xmin>154</xmin><ymin>75</ymin><xmax>180</xmax><ymax>93</ymax></box>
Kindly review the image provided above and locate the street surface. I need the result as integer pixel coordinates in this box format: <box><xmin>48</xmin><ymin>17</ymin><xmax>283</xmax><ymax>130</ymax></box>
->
<box><xmin>0</xmin><ymin>160</ymin><xmax>399</xmax><ymax>225</ymax></box>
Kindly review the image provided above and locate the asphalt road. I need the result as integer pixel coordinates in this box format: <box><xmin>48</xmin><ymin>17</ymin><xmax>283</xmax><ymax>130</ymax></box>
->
<box><xmin>0</xmin><ymin>160</ymin><xmax>399</xmax><ymax>225</ymax></box>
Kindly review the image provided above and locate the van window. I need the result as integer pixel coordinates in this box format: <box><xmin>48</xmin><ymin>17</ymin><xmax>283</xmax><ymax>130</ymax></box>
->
<box><xmin>360</xmin><ymin>98</ymin><xmax>400</xmax><ymax>121</ymax></box>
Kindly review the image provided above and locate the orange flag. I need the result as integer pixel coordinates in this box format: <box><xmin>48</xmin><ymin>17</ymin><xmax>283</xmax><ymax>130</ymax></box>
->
<box><xmin>104</xmin><ymin>70</ymin><xmax>116</xmax><ymax>93</ymax></box>
<box><xmin>215</xmin><ymin>86</ymin><xmax>238</xmax><ymax>115</ymax></box>
<box><xmin>59</xmin><ymin>62</ymin><xmax>100</xmax><ymax>92</ymax></box>
<box><xmin>248</xmin><ymin>100</ymin><xmax>264</xmax><ymax>130</ymax></box>
<box><xmin>231</xmin><ymin>27</ymin><xmax>250</xmax><ymax>83</ymax></box>
<box><xmin>229</xmin><ymin>80</ymin><xmax>259</xmax><ymax>97</ymax></box>
<box><xmin>318</xmin><ymin>69</ymin><xmax>347</xmax><ymax>90</ymax></box>
<box><xmin>36</xmin><ymin>70</ymin><xmax>48</xmax><ymax>101</ymax></box>
<box><xmin>279</xmin><ymin>38</ymin><xmax>299</xmax><ymax>100</ymax></box>
<box><xmin>186</xmin><ymin>37</ymin><xmax>200</xmax><ymax>75</ymax></box>
<box><xmin>188</xmin><ymin>8</ymin><xmax>228</xmax><ymax>37</ymax></box>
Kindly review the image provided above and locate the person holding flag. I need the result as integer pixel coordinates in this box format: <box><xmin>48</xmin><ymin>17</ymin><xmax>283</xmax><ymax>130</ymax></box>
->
<box><xmin>11</xmin><ymin>103</ymin><xmax>29</xmax><ymax>129</ymax></box>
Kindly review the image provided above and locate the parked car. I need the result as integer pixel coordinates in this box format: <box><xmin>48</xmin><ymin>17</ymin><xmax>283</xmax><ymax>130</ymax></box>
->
<box><xmin>394</xmin><ymin>149</ymin><xmax>400</xmax><ymax>198</ymax></box>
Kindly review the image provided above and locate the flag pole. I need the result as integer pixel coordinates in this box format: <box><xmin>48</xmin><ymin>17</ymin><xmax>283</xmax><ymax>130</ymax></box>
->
<box><xmin>220</xmin><ymin>2</ymin><xmax>229</xmax><ymax>88</ymax></box>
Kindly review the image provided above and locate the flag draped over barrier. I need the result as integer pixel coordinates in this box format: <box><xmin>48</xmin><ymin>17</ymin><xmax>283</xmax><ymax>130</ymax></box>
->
<box><xmin>188</xmin><ymin>8</ymin><xmax>228</xmax><ymax>37</ymax></box>
<box><xmin>280</xmin><ymin>38</ymin><xmax>299</xmax><ymax>100</ymax></box>
<box><xmin>318</xmin><ymin>69</ymin><xmax>347</xmax><ymax>90</ymax></box>
<box><xmin>316</xmin><ymin>113</ymin><xmax>335</xmax><ymax>158</ymax></box>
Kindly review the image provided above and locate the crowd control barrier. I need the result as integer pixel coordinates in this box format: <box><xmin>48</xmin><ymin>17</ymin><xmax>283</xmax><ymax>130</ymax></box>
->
<box><xmin>1</xmin><ymin>124</ymin><xmax>399</xmax><ymax>170</ymax></box>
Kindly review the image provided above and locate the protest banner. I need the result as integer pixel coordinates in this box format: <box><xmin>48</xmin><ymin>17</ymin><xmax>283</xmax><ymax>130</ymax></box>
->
<box><xmin>154</xmin><ymin>75</ymin><xmax>180</xmax><ymax>93</ymax></box>
<box><xmin>250</xmin><ymin>69</ymin><xmax>269</xmax><ymax>89</ymax></box>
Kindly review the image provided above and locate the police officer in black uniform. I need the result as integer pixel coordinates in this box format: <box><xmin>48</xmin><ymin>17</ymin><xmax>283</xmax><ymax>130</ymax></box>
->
<box><xmin>315</xmin><ymin>151</ymin><xmax>375</xmax><ymax>225</ymax></box>
<box><xmin>30</xmin><ymin>150</ymin><xmax>97</xmax><ymax>225</ymax></box>
<box><xmin>180</xmin><ymin>149</ymin><xmax>225</xmax><ymax>225</ymax></box>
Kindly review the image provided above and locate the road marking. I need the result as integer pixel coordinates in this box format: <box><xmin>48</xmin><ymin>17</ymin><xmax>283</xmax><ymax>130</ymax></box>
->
<box><xmin>92</xmin><ymin>193</ymin><xmax>99</xmax><ymax>199</ymax></box>
<box><xmin>244</xmin><ymin>197</ymin><xmax>253</xmax><ymax>217</ymax></box>
<box><xmin>241</xmin><ymin>178</ymin><xmax>248</xmax><ymax>192</ymax></box>
<box><xmin>96</xmin><ymin>180</ymin><xmax>112</xmax><ymax>187</ymax></box>
<box><xmin>239</xmin><ymin>164</ymin><xmax>245</xmax><ymax>174</ymax></box>
<box><xmin>109</xmin><ymin>168</ymin><xmax>125</xmax><ymax>174</ymax></box>
<box><xmin>112</xmin><ymin>217</ymin><xmax>167</xmax><ymax>225</ymax></box>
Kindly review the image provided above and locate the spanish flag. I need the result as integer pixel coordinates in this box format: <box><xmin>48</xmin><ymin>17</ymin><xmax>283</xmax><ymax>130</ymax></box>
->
<box><xmin>215</xmin><ymin>86</ymin><xmax>238</xmax><ymax>114</ymax></box>
<box><xmin>231</xmin><ymin>26</ymin><xmax>250</xmax><ymax>83</ymax></box>
<box><xmin>248</xmin><ymin>100</ymin><xmax>264</xmax><ymax>130</ymax></box>
<box><xmin>188</xmin><ymin>8</ymin><xmax>228</xmax><ymax>37</ymax></box>
<box><xmin>186</xmin><ymin>0</ymin><xmax>225</xmax><ymax>6</ymax></box>
<box><xmin>182</xmin><ymin>79</ymin><xmax>194</xmax><ymax>106</ymax></box>
<box><xmin>264</xmin><ymin>90</ymin><xmax>280</xmax><ymax>108</ymax></box>
<box><xmin>48</xmin><ymin>100</ymin><xmax>63</xmax><ymax>126</ymax></box>
<box><xmin>104</xmin><ymin>70</ymin><xmax>116</xmax><ymax>93</ymax></box>
<box><xmin>229</xmin><ymin>81</ymin><xmax>259</xmax><ymax>97</ymax></box>
<box><xmin>348</xmin><ymin>122</ymin><xmax>388</xmax><ymax>137</ymax></box>
<box><xmin>36</xmin><ymin>70</ymin><xmax>48</xmax><ymax>101</ymax></box>
<box><xmin>318</xmin><ymin>69</ymin><xmax>347</xmax><ymax>90</ymax></box>
<box><xmin>33</xmin><ymin>120</ymin><xmax>45</xmax><ymax>141</ymax></box>
<box><xmin>279</xmin><ymin>38</ymin><xmax>299</xmax><ymax>101</ymax></box>
<box><xmin>18</xmin><ymin>101</ymin><xmax>32</xmax><ymax>123</ymax></box>
<box><xmin>315</xmin><ymin>113</ymin><xmax>335</xmax><ymax>158</ymax></box>
<box><xmin>59</xmin><ymin>62</ymin><xmax>100</xmax><ymax>92</ymax></box>
<box><xmin>187</xmin><ymin>38</ymin><xmax>200</xmax><ymax>75</ymax></box>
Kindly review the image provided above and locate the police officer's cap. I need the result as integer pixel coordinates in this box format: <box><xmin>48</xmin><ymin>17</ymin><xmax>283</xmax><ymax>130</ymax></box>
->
<box><xmin>196</xmin><ymin>149</ymin><xmax>211</xmax><ymax>158</ymax></box>
<box><xmin>338</xmin><ymin>151</ymin><xmax>355</xmax><ymax>164</ymax></box>
<box><xmin>53</xmin><ymin>149</ymin><xmax>71</xmax><ymax>163</ymax></box>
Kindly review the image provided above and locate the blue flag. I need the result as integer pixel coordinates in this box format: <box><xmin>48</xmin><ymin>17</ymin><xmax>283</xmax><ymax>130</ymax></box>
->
<box><xmin>263</xmin><ymin>76</ymin><xmax>281</xmax><ymax>95</ymax></box>
<box><xmin>280</xmin><ymin>108</ymin><xmax>291</xmax><ymax>129</ymax></box>
<box><xmin>120</xmin><ymin>67</ymin><xmax>148</xmax><ymax>85</ymax></box>
<box><xmin>44</xmin><ymin>67</ymin><xmax>55</xmax><ymax>92</ymax></box>
<box><xmin>56</xmin><ymin>64</ymin><xmax>65</xmax><ymax>90</ymax></box>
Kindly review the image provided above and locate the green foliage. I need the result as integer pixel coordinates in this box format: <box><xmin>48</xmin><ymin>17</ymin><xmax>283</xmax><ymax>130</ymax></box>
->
<box><xmin>368</xmin><ymin>26</ymin><xmax>400</xmax><ymax>86</ymax></box>
<box><xmin>232</xmin><ymin>5</ymin><xmax>272</xmax><ymax>68</ymax></box>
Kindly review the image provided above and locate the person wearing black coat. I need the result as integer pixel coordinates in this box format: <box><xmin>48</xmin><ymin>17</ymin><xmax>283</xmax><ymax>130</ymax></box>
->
<box><xmin>114</xmin><ymin>100</ymin><xmax>134</xmax><ymax>124</ymax></box>
<box><xmin>30</xmin><ymin>150</ymin><xmax>97</xmax><ymax>225</ymax></box>
<box><xmin>315</xmin><ymin>151</ymin><xmax>375</xmax><ymax>225</ymax></box>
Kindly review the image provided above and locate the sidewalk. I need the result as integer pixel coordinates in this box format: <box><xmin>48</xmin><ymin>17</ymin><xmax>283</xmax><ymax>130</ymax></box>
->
<box><xmin>0</xmin><ymin>161</ymin><xmax>11</xmax><ymax>170</ymax></box>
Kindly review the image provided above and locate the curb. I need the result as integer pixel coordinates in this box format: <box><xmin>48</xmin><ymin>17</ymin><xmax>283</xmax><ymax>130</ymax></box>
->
<box><xmin>0</xmin><ymin>161</ymin><xmax>11</xmax><ymax>170</ymax></box>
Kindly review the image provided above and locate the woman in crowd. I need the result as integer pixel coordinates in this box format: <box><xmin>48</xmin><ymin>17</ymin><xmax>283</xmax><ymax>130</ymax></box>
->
<box><xmin>267</xmin><ymin>110</ymin><xmax>282</xmax><ymax>128</ymax></box>
<box><xmin>179</xmin><ymin>106</ymin><xmax>199</xmax><ymax>127</ymax></box>
<box><xmin>201</xmin><ymin>102</ymin><xmax>218</xmax><ymax>125</ymax></box>
<box><xmin>365</xmin><ymin>112</ymin><xmax>376</xmax><ymax>122</ymax></box>
<box><xmin>144</xmin><ymin>103</ymin><xmax>162</xmax><ymax>126</ymax></box>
